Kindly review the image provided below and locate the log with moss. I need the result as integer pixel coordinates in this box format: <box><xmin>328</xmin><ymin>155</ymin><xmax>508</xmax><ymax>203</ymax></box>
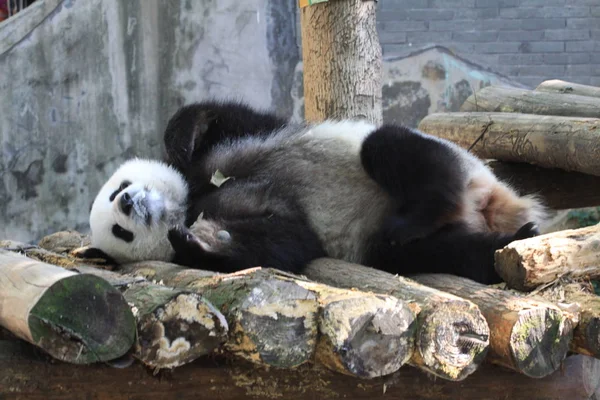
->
<box><xmin>413</xmin><ymin>274</ymin><xmax>573</xmax><ymax>378</ymax></box>
<box><xmin>1</xmin><ymin>241</ymin><xmax>229</xmax><ymax>370</ymax></box>
<box><xmin>486</xmin><ymin>160</ymin><xmax>600</xmax><ymax>210</ymax></box>
<box><xmin>121</xmin><ymin>262</ymin><xmax>417</xmax><ymax>377</ymax></box>
<box><xmin>495</xmin><ymin>224</ymin><xmax>600</xmax><ymax>292</ymax></box>
<box><xmin>535</xmin><ymin>79</ymin><xmax>600</xmax><ymax>99</ymax></box>
<box><xmin>418</xmin><ymin>112</ymin><xmax>600</xmax><ymax>177</ymax></box>
<box><xmin>303</xmin><ymin>258</ymin><xmax>490</xmax><ymax>381</ymax></box>
<box><xmin>535</xmin><ymin>282</ymin><xmax>600</xmax><ymax>359</ymax></box>
<box><xmin>0</xmin><ymin>248</ymin><xmax>136</xmax><ymax>364</ymax></box>
<box><xmin>460</xmin><ymin>86</ymin><xmax>600</xmax><ymax>118</ymax></box>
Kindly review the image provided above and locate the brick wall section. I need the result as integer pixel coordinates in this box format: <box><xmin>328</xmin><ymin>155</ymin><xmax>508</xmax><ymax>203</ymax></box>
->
<box><xmin>376</xmin><ymin>0</ymin><xmax>600</xmax><ymax>88</ymax></box>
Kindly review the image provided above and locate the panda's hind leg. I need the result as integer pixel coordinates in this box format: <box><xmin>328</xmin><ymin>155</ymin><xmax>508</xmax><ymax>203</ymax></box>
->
<box><xmin>360</xmin><ymin>125</ymin><xmax>465</xmax><ymax>245</ymax></box>
<box><xmin>365</xmin><ymin>221</ymin><xmax>539</xmax><ymax>285</ymax></box>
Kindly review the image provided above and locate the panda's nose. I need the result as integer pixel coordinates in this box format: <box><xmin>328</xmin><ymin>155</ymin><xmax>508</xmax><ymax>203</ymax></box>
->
<box><xmin>120</xmin><ymin>193</ymin><xmax>133</xmax><ymax>215</ymax></box>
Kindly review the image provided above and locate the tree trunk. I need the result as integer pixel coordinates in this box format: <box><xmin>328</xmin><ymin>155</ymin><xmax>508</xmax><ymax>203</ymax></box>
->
<box><xmin>486</xmin><ymin>160</ymin><xmax>600</xmax><ymax>210</ymax></box>
<box><xmin>0</xmin><ymin>249</ymin><xmax>136</xmax><ymax>364</ymax></box>
<box><xmin>300</xmin><ymin>0</ymin><xmax>382</xmax><ymax>124</ymax></box>
<box><xmin>418</xmin><ymin>112</ymin><xmax>600</xmax><ymax>177</ymax></box>
<box><xmin>460</xmin><ymin>86</ymin><xmax>600</xmax><ymax>118</ymax></box>
<box><xmin>495</xmin><ymin>224</ymin><xmax>600</xmax><ymax>292</ymax></box>
<box><xmin>535</xmin><ymin>282</ymin><xmax>600</xmax><ymax>359</ymax></box>
<box><xmin>1</xmin><ymin>241</ymin><xmax>229</xmax><ymax>370</ymax></box>
<box><xmin>413</xmin><ymin>274</ymin><xmax>573</xmax><ymax>378</ymax></box>
<box><xmin>536</xmin><ymin>79</ymin><xmax>600</xmax><ymax>99</ymax></box>
<box><xmin>303</xmin><ymin>258</ymin><xmax>490</xmax><ymax>381</ymax></box>
<box><xmin>120</xmin><ymin>262</ymin><xmax>417</xmax><ymax>377</ymax></box>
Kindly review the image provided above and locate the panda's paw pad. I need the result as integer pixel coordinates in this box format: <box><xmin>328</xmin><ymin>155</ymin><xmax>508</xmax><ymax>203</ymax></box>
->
<box><xmin>513</xmin><ymin>222</ymin><xmax>539</xmax><ymax>241</ymax></box>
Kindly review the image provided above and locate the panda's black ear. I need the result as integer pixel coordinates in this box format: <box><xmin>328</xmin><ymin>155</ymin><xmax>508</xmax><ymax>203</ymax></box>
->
<box><xmin>74</xmin><ymin>246</ymin><xmax>118</xmax><ymax>265</ymax></box>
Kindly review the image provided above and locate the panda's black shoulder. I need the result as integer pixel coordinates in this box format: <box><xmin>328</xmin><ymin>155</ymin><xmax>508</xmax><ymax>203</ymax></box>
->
<box><xmin>163</xmin><ymin>99</ymin><xmax>287</xmax><ymax>173</ymax></box>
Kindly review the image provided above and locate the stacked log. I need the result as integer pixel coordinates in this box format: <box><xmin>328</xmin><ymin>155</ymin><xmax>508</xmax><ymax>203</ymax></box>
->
<box><xmin>412</xmin><ymin>274</ymin><xmax>573</xmax><ymax>378</ymax></box>
<box><xmin>120</xmin><ymin>262</ymin><xmax>417</xmax><ymax>378</ymax></box>
<box><xmin>495</xmin><ymin>224</ymin><xmax>600</xmax><ymax>291</ymax></box>
<box><xmin>304</xmin><ymin>258</ymin><xmax>490</xmax><ymax>381</ymax></box>
<box><xmin>0</xmin><ymin>241</ymin><xmax>229</xmax><ymax>370</ymax></box>
<box><xmin>535</xmin><ymin>79</ymin><xmax>600</xmax><ymax>99</ymax></box>
<box><xmin>0</xmin><ymin>248</ymin><xmax>136</xmax><ymax>364</ymax></box>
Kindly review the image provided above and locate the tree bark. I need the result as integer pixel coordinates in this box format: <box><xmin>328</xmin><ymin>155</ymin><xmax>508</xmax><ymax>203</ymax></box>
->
<box><xmin>300</xmin><ymin>0</ymin><xmax>382</xmax><ymax>124</ymax></box>
<box><xmin>413</xmin><ymin>274</ymin><xmax>574</xmax><ymax>378</ymax></box>
<box><xmin>536</xmin><ymin>79</ymin><xmax>600</xmax><ymax>99</ymax></box>
<box><xmin>418</xmin><ymin>112</ymin><xmax>600</xmax><ymax>177</ymax></box>
<box><xmin>495</xmin><ymin>224</ymin><xmax>600</xmax><ymax>292</ymax></box>
<box><xmin>304</xmin><ymin>258</ymin><xmax>490</xmax><ymax>381</ymax></box>
<box><xmin>535</xmin><ymin>282</ymin><xmax>600</xmax><ymax>359</ymax></box>
<box><xmin>460</xmin><ymin>86</ymin><xmax>600</xmax><ymax>118</ymax></box>
<box><xmin>0</xmin><ymin>241</ymin><xmax>229</xmax><ymax>370</ymax></box>
<box><xmin>486</xmin><ymin>160</ymin><xmax>600</xmax><ymax>210</ymax></box>
<box><xmin>0</xmin><ymin>249</ymin><xmax>136</xmax><ymax>364</ymax></box>
<box><xmin>121</xmin><ymin>262</ymin><xmax>417</xmax><ymax>378</ymax></box>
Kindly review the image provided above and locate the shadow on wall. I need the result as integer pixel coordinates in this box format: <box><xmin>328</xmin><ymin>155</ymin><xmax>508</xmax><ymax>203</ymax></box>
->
<box><xmin>291</xmin><ymin>45</ymin><xmax>527</xmax><ymax>128</ymax></box>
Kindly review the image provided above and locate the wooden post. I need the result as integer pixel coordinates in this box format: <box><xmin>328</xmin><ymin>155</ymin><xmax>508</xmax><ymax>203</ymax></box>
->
<box><xmin>304</xmin><ymin>258</ymin><xmax>490</xmax><ymax>381</ymax></box>
<box><xmin>413</xmin><ymin>274</ymin><xmax>574</xmax><ymax>378</ymax></box>
<box><xmin>300</xmin><ymin>0</ymin><xmax>382</xmax><ymax>124</ymax></box>
<box><xmin>418</xmin><ymin>112</ymin><xmax>600</xmax><ymax>177</ymax></box>
<box><xmin>0</xmin><ymin>249</ymin><xmax>136</xmax><ymax>364</ymax></box>
<box><xmin>1</xmin><ymin>241</ymin><xmax>229</xmax><ymax>370</ymax></box>
<box><xmin>495</xmin><ymin>224</ymin><xmax>600</xmax><ymax>291</ymax></box>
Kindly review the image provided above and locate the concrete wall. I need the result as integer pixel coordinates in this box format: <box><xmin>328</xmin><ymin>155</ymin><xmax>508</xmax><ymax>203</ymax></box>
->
<box><xmin>0</xmin><ymin>0</ymin><xmax>298</xmax><ymax>242</ymax></box>
<box><xmin>377</xmin><ymin>0</ymin><xmax>600</xmax><ymax>88</ymax></box>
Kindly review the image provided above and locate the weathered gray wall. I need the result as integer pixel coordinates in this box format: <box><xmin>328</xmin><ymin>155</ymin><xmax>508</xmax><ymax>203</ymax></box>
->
<box><xmin>0</xmin><ymin>0</ymin><xmax>298</xmax><ymax>242</ymax></box>
<box><xmin>377</xmin><ymin>0</ymin><xmax>600</xmax><ymax>88</ymax></box>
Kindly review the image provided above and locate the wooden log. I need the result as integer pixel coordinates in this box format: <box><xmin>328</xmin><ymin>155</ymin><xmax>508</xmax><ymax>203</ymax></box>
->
<box><xmin>38</xmin><ymin>230</ymin><xmax>90</xmax><ymax>254</ymax></box>
<box><xmin>2</xmin><ymin>340</ymin><xmax>599</xmax><ymax>400</ymax></box>
<box><xmin>121</xmin><ymin>262</ymin><xmax>417</xmax><ymax>378</ymax></box>
<box><xmin>0</xmin><ymin>249</ymin><xmax>136</xmax><ymax>364</ymax></box>
<box><xmin>486</xmin><ymin>160</ymin><xmax>600</xmax><ymax>210</ymax></box>
<box><xmin>300</xmin><ymin>0</ymin><xmax>382</xmax><ymax>124</ymax></box>
<box><xmin>0</xmin><ymin>241</ymin><xmax>229</xmax><ymax>370</ymax></box>
<box><xmin>495</xmin><ymin>224</ymin><xmax>600</xmax><ymax>291</ymax></box>
<box><xmin>536</xmin><ymin>79</ymin><xmax>600</xmax><ymax>99</ymax></box>
<box><xmin>535</xmin><ymin>282</ymin><xmax>600</xmax><ymax>359</ymax></box>
<box><xmin>303</xmin><ymin>258</ymin><xmax>490</xmax><ymax>381</ymax></box>
<box><xmin>418</xmin><ymin>112</ymin><xmax>600</xmax><ymax>177</ymax></box>
<box><xmin>412</xmin><ymin>274</ymin><xmax>574</xmax><ymax>378</ymax></box>
<box><xmin>460</xmin><ymin>86</ymin><xmax>600</xmax><ymax>118</ymax></box>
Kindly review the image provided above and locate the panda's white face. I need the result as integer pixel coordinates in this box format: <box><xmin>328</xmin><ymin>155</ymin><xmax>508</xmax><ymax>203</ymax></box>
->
<box><xmin>89</xmin><ymin>158</ymin><xmax>189</xmax><ymax>263</ymax></box>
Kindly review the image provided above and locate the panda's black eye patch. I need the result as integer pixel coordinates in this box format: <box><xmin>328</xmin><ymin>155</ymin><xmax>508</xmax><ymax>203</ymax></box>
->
<box><xmin>112</xmin><ymin>224</ymin><xmax>134</xmax><ymax>243</ymax></box>
<box><xmin>109</xmin><ymin>181</ymin><xmax>132</xmax><ymax>202</ymax></box>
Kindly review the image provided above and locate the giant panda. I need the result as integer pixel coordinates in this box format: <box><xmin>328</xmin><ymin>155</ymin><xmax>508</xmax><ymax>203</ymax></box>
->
<box><xmin>88</xmin><ymin>100</ymin><xmax>545</xmax><ymax>284</ymax></box>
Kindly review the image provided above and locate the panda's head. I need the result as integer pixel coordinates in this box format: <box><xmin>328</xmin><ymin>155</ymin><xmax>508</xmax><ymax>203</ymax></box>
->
<box><xmin>88</xmin><ymin>158</ymin><xmax>188</xmax><ymax>263</ymax></box>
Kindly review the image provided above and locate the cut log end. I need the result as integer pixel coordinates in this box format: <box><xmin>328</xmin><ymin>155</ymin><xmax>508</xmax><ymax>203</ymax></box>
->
<box><xmin>135</xmin><ymin>292</ymin><xmax>228</xmax><ymax>369</ymax></box>
<box><xmin>225</xmin><ymin>277</ymin><xmax>319</xmax><ymax>369</ymax></box>
<box><xmin>510</xmin><ymin>308</ymin><xmax>572</xmax><ymax>378</ymax></box>
<box><xmin>316</xmin><ymin>295</ymin><xmax>416</xmax><ymax>379</ymax></box>
<box><xmin>28</xmin><ymin>273</ymin><xmax>136</xmax><ymax>364</ymax></box>
<box><xmin>413</xmin><ymin>301</ymin><xmax>489</xmax><ymax>381</ymax></box>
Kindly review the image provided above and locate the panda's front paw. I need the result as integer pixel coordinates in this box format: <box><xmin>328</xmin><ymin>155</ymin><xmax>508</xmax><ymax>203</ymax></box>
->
<box><xmin>168</xmin><ymin>226</ymin><xmax>209</xmax><ymax>253</ymax></box>
<box><xmin>513</xmin><ymin>222</ymin><xmax>539</xmax><ymax>241</ymax></box>
<box><xmin>382</xmin><ymin>216</ymin><xmax>427</xmax><ymax>246</ymax></box>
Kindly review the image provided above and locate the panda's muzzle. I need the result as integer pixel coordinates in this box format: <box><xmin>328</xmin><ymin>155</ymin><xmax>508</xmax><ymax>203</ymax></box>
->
<box><xmin>120</xmin><ymin>192</ymin><xmax>134</xmax><ymax>216</ymax></box>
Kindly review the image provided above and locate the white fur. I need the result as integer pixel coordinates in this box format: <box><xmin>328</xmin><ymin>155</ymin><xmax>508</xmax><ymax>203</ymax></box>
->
<box><xmin>89</xmin><ymin>158</ymin><xmax>188</xmax><ymax>263</ymax></box>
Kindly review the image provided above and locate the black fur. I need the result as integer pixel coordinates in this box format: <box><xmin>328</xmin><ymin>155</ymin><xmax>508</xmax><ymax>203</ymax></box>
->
<box><xmin>361</xmin><ymin>125</ymin><xmax>464</xmax><ymax>245</ymax></box>
<box><xmin>162</xmin><ymin>100</ymin><xmax>539</xmax><ymax>284</ymax></box>
<box><xmin>164</xmin><ymin>100</ymin><xmax>287</xmax><ymax>176</ymax></box>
